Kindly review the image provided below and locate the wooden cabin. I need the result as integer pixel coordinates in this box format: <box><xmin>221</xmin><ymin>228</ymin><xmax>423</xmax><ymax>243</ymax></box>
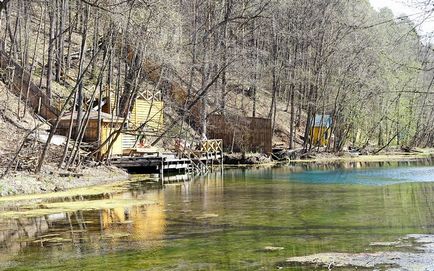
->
<box><xmin>102</xmin><ymin>86</ymin><xmax>165</xmax><ymax>152</ymax></box>
<box><xmin>130</xmin><ymin>99</ymin><xmax>164</xmax><ymax>132</ymax></box>
<box><xmin>310</xmin><ymin>114</ymin><xmax>332</xmax><ymax>146</ymax></box>
<box><xmin>57</xmin><ymin>111</ymin><xmax>124</xmax><ymax>156</ymax></box>
<box><xmin>103</xmin><ymin>89</ymin><xmax>164</xmax><ymax>132</ymax></box>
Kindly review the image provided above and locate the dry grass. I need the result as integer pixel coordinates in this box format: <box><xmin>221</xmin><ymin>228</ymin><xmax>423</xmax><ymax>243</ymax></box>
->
<box><xmin>0</xmin><ymin>82</ymin><xmax>62</xmax><ymax>173</ymax></box>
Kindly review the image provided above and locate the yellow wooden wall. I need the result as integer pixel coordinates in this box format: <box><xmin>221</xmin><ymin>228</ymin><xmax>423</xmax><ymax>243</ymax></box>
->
<box><xmin>101</xmin><ymin>123</ymin><xmax>123</xmax><ymax>156</ymax></box>
<box><xmin>131</xmin><ymin>100</ymin><xmax>164</xmax><ymax>131</ymax></box>
<box><xmin>310</xmin><ymin>127</ymin><xmax>330</xmax><ymax>146</ymax></box>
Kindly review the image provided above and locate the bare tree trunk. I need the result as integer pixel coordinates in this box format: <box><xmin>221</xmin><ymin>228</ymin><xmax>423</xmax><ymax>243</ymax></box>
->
<box><xmin>46</xmin><ymin>2</ymin><xmax>56</xmax><ymax>103</ymax></box>
<box><xmin>289</xmin><ymin>82</ymin><xmax>295</xmax><ymax>149</ymax></box>
<box><xmin>36</xmin><ymin>41</ymin><xmax>103</xmax><ymax>173</ymax></box>
<box><xmin>75</xmin><ymin>3</ymin><xmax>89</xmax><ymax>138</ymax></box>
<box><xmin>220</xmin><ymin>0</ymin><xmax>231</xmax><ymax>115</ymax></box>
<box><xmin>55</xmin><ymin>0</ymin><xmax>65</xmax><ymax>83</ymax></box>
<box><xmin>23</xmin><ymin>3</ymin><xmax>44</xmax><ymax>118</ymax></box>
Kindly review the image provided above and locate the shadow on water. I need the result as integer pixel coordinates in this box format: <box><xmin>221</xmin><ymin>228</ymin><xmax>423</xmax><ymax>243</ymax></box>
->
<box><xmin>0</xmin><ymin>158</ymin><xmax>433</xmax><ymax>270</ymax></box>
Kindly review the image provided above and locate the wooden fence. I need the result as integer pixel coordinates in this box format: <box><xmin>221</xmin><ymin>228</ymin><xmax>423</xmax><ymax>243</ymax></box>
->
<box><xmin>0</xmin><ymin>47</ymin><xmax>60</xmax><ymax>123</ymax></box>
<box><xmin>207</xmin><ymin>114</ymin><xmax>272</xmax><ymax>154</ymax></box>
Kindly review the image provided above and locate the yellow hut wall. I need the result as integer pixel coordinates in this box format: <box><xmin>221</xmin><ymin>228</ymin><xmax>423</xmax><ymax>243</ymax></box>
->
<box><xmin>310</xmin><ymin>127</ymin><xmax>330</xmax><ymax>146</ymax></box>
<box><xmin>101</xmin><ymin>123</ymin><xmax>123</xmax><ymax>156</ymax></box>
<box><xmin>131</xmin><ymin>100</ymin><xmax>164</xmax><ymax>131</ymax></box>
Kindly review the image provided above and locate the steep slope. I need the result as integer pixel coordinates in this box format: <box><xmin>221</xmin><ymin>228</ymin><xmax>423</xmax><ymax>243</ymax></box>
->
<box><xmin>0</xmin><ymin>82</ymin><xmax>61</xmax><ymax>173</ymax></box>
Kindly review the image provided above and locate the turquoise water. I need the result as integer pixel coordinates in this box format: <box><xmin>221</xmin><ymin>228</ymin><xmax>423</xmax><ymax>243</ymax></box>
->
<box><xmin>0</xmin><ymin>158</ymin><xmax>433</xmax><ymax>270</ymax></box>
<box><xmin>279</xmin><ymin>166</ymin><xmax>434</xmax><ymax>185</ymax></box>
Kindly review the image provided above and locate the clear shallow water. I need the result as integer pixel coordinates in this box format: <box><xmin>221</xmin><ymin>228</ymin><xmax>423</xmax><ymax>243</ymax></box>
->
<box><xmin>270</xmin><ymin>165</ymin><xmax>434</xmax><ymax>186</ymax></box>
<box><xmin>0</xmin><ymin>158</ymin><xmax>433</xmax><ymax>270</ymax></box>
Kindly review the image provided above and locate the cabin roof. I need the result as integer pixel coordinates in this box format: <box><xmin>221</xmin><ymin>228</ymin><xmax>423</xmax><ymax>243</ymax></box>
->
<box><xmin>60</xmin><ymin>111</ymin><xmax>124</xmax><ymax>123</ymax></box>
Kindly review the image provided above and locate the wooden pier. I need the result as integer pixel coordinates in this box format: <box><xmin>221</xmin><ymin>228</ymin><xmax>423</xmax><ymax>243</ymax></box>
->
<box><xmin>110</xmin><ymin>139</ymin><xmax>223</xmax><ymax>180</ymax></box>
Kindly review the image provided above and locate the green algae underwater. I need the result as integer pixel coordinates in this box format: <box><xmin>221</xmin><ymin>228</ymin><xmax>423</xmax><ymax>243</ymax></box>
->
<box><xmin>1</xmin><ymin>159</ymin><xmax>434</xmax><ymax>271</ymax></box>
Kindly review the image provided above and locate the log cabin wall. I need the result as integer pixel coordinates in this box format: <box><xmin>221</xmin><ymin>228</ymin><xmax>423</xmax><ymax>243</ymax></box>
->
<box><xmin>57</xmin><ymin>118</ymin><xmax>123</xmax><ymax>156</ymax></box>
<box><xmin>57</xmin><ymin>119</ymin><xmax>99</xmax><ymax>142</ymax></box>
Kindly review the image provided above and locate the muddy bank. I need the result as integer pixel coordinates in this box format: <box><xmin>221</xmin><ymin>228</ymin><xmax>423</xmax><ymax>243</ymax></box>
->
<box><xmin>283</xmin><ymin>234</ymin><xmax>434</xmax><ymax>270</ymax></box>
<box><xmin>224</xmin><ymin>149</ymin><xmax>434</xmax><ymax>166</ymax></box>
<box><xmin>0</xmin><ymin>165</ymin><xmax>128</xmax><ymax>196</ymax></box>
<box><xmin>281</xmin><ymin>147</ymin><xmax>434</xmax><ymax>164</ymax></box>
<box><xmin>224</xmin><ymin>152</ymin><xmax>272</xmax><ymax>165</ymax></box>
<box><xmin>291</xmin><ymin>152</ymin><xmax>434</xmax><ymax>164</ymax></box>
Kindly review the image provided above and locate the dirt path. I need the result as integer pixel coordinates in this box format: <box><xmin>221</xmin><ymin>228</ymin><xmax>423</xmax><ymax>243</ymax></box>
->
<box><xmin>0</xmin><ymin>166</ymin><xmax>128</xmax><ymax>196</ymax></box>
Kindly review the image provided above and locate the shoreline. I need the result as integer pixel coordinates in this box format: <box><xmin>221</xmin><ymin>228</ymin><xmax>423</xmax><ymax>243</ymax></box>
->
<box><xmin>0</xmin><ymin>165</ymin><xmax>129</xmax><ymax>197</ymax></box>
<box><xmin>224</xmin><ymin>149</ymin><xmax>434</xmax><ymax>167</ymax></box>
<box><xmin>1</xmin><ymin>150</ymin><xmax>433</xmax><ymax>197</ymax></box>
<box><xmin>290</xmin><ymin>151</ymin><xmax>434</xmax><ymax>164</ymax></box>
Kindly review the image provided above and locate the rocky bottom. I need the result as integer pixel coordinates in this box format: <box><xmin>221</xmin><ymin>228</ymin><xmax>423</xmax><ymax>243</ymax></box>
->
<box><xmin>284</xmin><ymin>234</ymin><xmax>434</xmax><ymax>271</ymax></box>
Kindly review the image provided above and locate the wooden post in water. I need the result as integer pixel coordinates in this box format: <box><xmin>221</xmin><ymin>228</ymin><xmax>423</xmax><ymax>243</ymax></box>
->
<box><xmin>220</xmin><ymin>140</ymin><xmax>224</xmax><ymax>173</ymax></box>
<box><xmin>160</xmin><ymin>160</ymin><xmax>164</xmax><ymax>186</ymax></box>
<box><xmin>211</xmin><ymin>152</ymin><xmax>214</xmax><ymax>172</ymax></box>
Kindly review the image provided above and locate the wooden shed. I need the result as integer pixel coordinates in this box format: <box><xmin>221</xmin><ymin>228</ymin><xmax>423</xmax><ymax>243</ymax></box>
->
<box><xmin>310</xmin><ymin>114</ymin><xmax>332</xmax><ymax>146</ymax></box>
<box><xmin>103</xmin><ymin>86</ymin><xmax>164</xmax><ymax>134</ymax></box>
<box><xmin>130</xmin><ymin>99</ymin><xmax>164</xmax><ymax>131</ymax></box>
<box><xmin>57</xmin><ymin>111</ymin><xmax>124</xmax><ymax>156</ymax></box>
<box><xmin>208</xmin><ymin>114</ymin><xmax>272</xmax><ymax>154</ymax></box>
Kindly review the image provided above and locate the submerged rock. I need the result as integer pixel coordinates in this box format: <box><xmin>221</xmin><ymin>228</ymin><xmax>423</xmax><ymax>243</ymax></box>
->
<box><xmin>196</xmin><ymin>213</ymin><xmax>219</xmax><ymax>219</ymax></box>
<box><xmin>285</xmin><ymin>234</ymin><xmax>434</xmax><ymax>271</ymax></box>
<box><xmin>264</xmin><ymin>246</ymin><xmax>284</xmax><ymax>252</ymax></box>
<box><xmin>369</xmin><ymin>241</ymin><xmax>401</xmax><ymax>247</ymax></box>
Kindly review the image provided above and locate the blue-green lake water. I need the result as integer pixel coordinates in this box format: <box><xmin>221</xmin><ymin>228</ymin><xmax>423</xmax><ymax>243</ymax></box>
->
<box><xmin>0</xmin><ymin>158</ymin><xmax>433</xmax><ymax>270</ymax></box>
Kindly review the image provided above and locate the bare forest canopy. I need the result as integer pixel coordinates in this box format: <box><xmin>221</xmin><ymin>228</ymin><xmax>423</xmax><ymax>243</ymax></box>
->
<box><xmin>0</xmin><ymin>0</ymin><xmax>434</xmax><ymax>170</ymax></box>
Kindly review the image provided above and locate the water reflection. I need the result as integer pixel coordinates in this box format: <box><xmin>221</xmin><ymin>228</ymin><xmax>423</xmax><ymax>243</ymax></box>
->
<box><xmin>0</xmin><ymin>179</ymin><xmax>171</xmax><ymax>269</ymax></box>
<box><xmin>0</xmin><ymin>217</ymin><xmax>48</xmax><ymax>265</ymax></box>
<box><xmin>100</xmin><ymin>189</ymin><xmax>166</xmax><ymax>245</ymax></box>
<box><xmin>0</xmin><ymin>162</ymin><xmax>433</xmax><ymax>270</ymax></box>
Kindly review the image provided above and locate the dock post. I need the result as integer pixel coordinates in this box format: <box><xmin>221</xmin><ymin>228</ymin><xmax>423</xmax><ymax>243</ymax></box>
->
<box><xmin>220</xmin><ymin>140</ymin><xmax>224</xmax><ymax>173</ymax></box>
<box><xmin>211</xmin><ymin>152</ymin><xmax>214</xmax><ymax>172</ymax></box>
<box><xmin>206</xmin><ymin>153</ymin><xmax>209</xmax><ymax>173</ymax></box>
<box><xmin>220</xmin><ymin>150</ymin><xmax>224</xmax><ymax>173</ymax></box>
<box><xmin>160</xmin><ymin>160</ymin><xmax>164</xmax><ymax>186</ymax></box>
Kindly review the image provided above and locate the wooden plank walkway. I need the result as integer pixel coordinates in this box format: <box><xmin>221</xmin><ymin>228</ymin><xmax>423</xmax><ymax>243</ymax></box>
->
<box><xmin>110</xmin><ymin>140</ymin><xmax>224</xmax><ymax>180</ymax></box>
<box><xmin>110</xmin><ymin>152</ymin><xmax>222</xmax><ymax>170</ymax></box>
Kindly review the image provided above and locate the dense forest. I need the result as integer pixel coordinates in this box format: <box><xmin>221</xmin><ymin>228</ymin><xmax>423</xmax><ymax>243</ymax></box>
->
<box><xmin>0</xmin><ymin>0</ymin><xmax>433</xmax><ymax>170</ymax></box>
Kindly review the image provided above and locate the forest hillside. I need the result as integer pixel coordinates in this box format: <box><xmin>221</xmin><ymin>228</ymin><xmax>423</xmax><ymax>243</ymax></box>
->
<box><xmin>0</xmin><ymin>0</ymin><xmax>433</xmax><ymax>169</ymax></box>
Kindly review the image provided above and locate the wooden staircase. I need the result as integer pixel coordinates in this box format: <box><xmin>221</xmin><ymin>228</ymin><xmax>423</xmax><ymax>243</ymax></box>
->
<box><xmin>179</xmin><ymin>139</ymin><xmax>223</xmax><ymax>175</ymax></box>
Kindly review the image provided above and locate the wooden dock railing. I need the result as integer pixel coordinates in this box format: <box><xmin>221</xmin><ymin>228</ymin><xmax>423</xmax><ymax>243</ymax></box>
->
<box><xmin>200</xmin><ymin>139</ymin><xmax>223</xmax><ymax>153</ymax></box>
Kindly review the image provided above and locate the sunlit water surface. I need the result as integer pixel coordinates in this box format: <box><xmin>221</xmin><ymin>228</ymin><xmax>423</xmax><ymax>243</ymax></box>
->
<box><xmin>0</xmin><ymin>158</ymin><xmax>433</xmax><ymax>270</ymax></box>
